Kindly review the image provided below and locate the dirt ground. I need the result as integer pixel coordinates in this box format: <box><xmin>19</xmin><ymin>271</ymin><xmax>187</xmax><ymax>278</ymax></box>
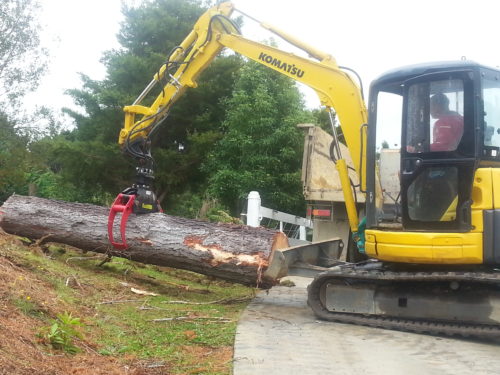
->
<box><xmin>0</xmin><ymin>232</ymin><xmax>165</xmax><ymax>374</ymax></box>
<box><xmin>0</xmin><ymin>230</ymin><xmax>235</xmax><ymax>375</ymax></box>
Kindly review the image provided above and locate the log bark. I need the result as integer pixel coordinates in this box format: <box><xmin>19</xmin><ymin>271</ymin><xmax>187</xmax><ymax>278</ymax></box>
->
<box><xmin>0</xmin><ymin>195</ymin><xmax>289</xmax><ymax>288</ymax></box>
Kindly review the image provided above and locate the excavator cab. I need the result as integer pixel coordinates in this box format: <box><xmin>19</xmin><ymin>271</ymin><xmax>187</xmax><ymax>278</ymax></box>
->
<box><xmin>307</xmin><ymin>63</ymin><xmax>500</xmax><ymax>338</ymax></box>
<box><xmin>364</xmin><ymin>61</ymin><xmax>500</xmax><ymax>265</ymax></box>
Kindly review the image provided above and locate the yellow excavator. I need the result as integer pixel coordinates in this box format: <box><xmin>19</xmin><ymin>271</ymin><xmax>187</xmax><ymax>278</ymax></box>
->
<box><xmin>109</xmin><ymin>2</ymin><xmax>500</xmax><ymax>338</ymax></box>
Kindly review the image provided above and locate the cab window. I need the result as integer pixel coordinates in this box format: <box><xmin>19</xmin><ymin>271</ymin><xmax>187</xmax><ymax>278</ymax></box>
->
<box><xmin>406</xmin><ymin>79</ymin><xmax>464</xmax><ymax>153</ymax></box>
<box><xmin>482</xmin><ymin>77</ymin><xmax>500</xmax><ymax>158</ymax></box>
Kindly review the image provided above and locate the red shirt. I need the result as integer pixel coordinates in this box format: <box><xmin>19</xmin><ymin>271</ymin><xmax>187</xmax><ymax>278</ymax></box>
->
<box><xmin>430</xmin><ymin>114</ymin><xmax>464</xmax><ymax>152</ymax></box>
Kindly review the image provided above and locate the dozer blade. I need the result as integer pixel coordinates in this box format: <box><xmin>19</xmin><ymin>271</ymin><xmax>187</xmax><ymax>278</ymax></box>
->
<box><xmin>263</xmin><ymin>238</ymin><xmax>345</xmax><ymax>281</ymax></box>
<box><xmin>307</xmin><ymin>268</ymin><xmax>500</xmax><ymax>339</ymax></box>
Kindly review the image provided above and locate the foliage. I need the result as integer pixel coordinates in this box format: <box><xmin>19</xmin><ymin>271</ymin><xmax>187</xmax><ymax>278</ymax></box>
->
<box><xmin>0</xmin><ymin>0</ymin><xmax>47</xmax><ymax>107</ymax></box>
<box><xmin>153</xmin><ymin>55</ymin><xmax>243</xmax><ymax>207</ymax></box>
<box><xmin>40</xmin><ymin>311</ymin><xmax>84</xmax><ymax>354</ymax></box>
<box><xmin>206</xmin><ymin>209</ymin><xmax>242</xmax><ymax>224</ymax></box>
<box><xmin>25</xmin><ymin>134</ymin><xmax>128</xmax><ymax>204</ymax></box>
<box><xmin>118</xmin><ymin>0</ymin><xmax>207</xmax><ymax>57</ymax></box>
<box><xmin>0</xmin><ymin>0</ymin><xmax>319</xmax><ymax>222</ymax></box>
<box><xmin>204</xmin><ymin>61</ymin><xmax>312</xmax><ymax>215</ymax></box>
<box><xmin>57</xmin><ymin>0</ymin><xmax>242</xmax><ymax>207</ymax></box>
<box><xmin>164</xmin><ymin>189</ymin><xmax>204</xmax><ymax>218</ymax></box>
<box><xmin>0</xmin><ymin>107</ymin><xmax>75</xmax><ymax>203</ymax></box>
<box><xmin>310</xmin><ymin>108</ymin><xmax>331</xmax><ymax>131</ymax></box>
<box><xmin>0</xmin><ymin>112</ymin><xmax>31</xmax><ymax>202</ymax></box>
<box><xmin>13</xmin><ymin>296</ymin><xmax>43</xmax><ymax>317</ymax></box>
<box><xmin>0</xmin><ymin>1</ymin><xmax>59</xmax><ymax>202</ymax></box>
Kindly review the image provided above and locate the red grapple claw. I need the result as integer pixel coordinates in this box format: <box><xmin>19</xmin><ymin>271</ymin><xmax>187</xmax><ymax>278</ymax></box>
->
<box><xmin>108</xmin><ymin>193</ymin><xmax>136</xmax><ymax>250</ymax></box>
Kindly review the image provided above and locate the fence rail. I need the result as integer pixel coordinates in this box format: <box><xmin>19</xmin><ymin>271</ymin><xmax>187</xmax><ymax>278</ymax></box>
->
<box><xmin>244</xmin><ymin>191</ymin><xmax>312</xmax><ymax>241</ymax></box>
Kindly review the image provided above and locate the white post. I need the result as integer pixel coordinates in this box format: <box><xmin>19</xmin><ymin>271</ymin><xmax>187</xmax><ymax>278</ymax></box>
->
<box><xmin>299</xmin><ymin>226</ymin><xmax>307</xmax><ymax>240</ymax></box>
<box><xmin>247</xmin><ymin>191</ymin><xmax>261</xmax><ymax>227</ymax></box>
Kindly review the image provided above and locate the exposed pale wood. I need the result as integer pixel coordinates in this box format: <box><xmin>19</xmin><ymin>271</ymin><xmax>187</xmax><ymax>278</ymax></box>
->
<box><xmin>0</xmin><ymin>195</ymin><xmax>289</xmax><ymax>288</ymax></box>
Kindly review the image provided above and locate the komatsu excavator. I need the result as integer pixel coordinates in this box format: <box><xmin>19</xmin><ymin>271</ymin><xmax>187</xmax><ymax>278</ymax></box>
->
<box><xmin>109</xmin><ymin>2</ymin><xmax>500</xmax><ymax>338</ymax></box>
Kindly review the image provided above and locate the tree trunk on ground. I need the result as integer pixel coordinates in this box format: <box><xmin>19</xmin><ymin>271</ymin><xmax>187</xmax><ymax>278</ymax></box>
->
<box><xmin>0</xmin><ymin>195</ymin><xmax>290</xmax><ymax>288</ymax></box>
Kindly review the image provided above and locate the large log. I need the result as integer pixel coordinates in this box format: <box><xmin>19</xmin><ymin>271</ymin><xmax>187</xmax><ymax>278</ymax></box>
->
<box><xmin>0</xmin><ymin>195</ymin><xmax>290</xmax><ymax>288</ymax></box>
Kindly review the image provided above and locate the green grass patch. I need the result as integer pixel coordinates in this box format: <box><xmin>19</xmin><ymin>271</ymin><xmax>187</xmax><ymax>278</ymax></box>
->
<box><xmin>12</xmin><ymin>296</ymin><xmax>45</xmax><ymax>318</ymax></box>
<box><xmin>3</xmin><ymin>241</ymin><xmax>254</xmax><ymax>374</ymax></box>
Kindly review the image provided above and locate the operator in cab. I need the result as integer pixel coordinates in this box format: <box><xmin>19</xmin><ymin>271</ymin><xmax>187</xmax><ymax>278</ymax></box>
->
<box><xmin>429</xmin><ymin>93</ymin><xmax>464</xmax><ymax>152</ymax></box>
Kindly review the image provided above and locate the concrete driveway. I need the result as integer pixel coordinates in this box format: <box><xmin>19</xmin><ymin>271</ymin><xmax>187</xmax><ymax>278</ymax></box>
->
<box><xmin>233</xmin><ymin>276</ymin><xmax>500</xmax><ymax>375</ymax></box>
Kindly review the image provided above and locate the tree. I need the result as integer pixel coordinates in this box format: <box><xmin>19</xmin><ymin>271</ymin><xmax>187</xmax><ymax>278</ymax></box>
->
<box><xmin>204</xmin><ymin>61</ymin><xmax>312</xmax><ymax>216</ymax></box>
<box><xmin>0</xmin><ymin>0</ymin><xmax>48</xmax><ymax>202</ymax></box>
<box><xmin>0</xmin><ymin>0</ymin><xmax>47</xmax><ymax>106</ymax></box>
<box><xmin>53</xmin><ymin>0</ymin><xmax>241</xmax><ymax>210</ymax></box>
<box><xmin>0</xmin><ymin>113</ymin><xmax>30</xmax><ymax>202</ymax></box>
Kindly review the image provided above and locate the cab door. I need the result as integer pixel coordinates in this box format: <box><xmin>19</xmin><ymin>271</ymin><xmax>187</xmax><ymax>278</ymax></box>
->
<box><xmin>401</xmin><ymin>71</ymin><xmax>478</xmax><ymax>231</ymax></box>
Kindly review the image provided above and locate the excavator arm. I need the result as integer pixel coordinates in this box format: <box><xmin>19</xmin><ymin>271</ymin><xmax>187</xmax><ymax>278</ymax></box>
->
<box><xmin>119</xmin><ymin>2</ymin><xmax>237</xmax><ymax>153</ymax></box>
<box><xmin>110</xmin><ymin>1</ymin><xmax>367</xmax><ymax>249</ymax></box>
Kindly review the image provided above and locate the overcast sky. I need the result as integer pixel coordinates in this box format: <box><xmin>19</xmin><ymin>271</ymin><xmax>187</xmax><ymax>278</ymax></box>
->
<box><xmin>27</xmin><ymin>0</ymin><xmax>500</xmax><ymax>144</ymax></box>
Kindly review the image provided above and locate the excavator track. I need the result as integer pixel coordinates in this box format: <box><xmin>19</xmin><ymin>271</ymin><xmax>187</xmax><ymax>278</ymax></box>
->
<box><xmin>307</xmin><ymin>269</ymin><xmax>500</xmax><ymax>339</ymax></box>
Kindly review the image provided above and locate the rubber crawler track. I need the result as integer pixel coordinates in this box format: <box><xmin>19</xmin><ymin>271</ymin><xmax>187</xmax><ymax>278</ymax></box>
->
<box><xmin>307</xmin><ymin>269</ymin><xmax>500</xmax><ymax>339</ymax></box>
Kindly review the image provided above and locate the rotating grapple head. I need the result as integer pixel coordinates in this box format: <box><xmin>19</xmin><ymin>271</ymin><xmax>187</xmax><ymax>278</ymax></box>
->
<box><xmin>108</xmin><ymin>166</ymin><xmax>162</xmax><ymax>250</ymax></box>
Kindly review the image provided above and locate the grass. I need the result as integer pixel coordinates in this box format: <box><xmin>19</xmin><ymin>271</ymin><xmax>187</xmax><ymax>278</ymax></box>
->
<box><xmin>0</xmin><ymin>234</ymin><xmax>254</xmax><ymax>374</ymax></box>
<box><xmin>12</xmin><ymin>296</ymin><xmax>44</xmax><ymax>317</ymax></box>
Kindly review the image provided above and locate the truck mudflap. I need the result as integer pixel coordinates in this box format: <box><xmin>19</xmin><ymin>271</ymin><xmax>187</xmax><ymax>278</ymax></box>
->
<box><xmin>307</xmin><ymin>268</ymin><xmax>500</xmax><ymax>339</ymax></box>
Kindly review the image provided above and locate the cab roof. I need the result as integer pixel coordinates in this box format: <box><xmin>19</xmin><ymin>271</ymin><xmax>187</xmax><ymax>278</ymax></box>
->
<box><xmin>370</xmin><ymin>60</ymin><xmax>497</xmax><ymax>95</ymax></box>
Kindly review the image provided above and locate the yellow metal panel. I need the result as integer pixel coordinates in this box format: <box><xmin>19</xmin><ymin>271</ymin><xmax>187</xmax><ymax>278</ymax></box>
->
<box><xmin>363</xmin><ymin>169</ymin><xmax>491</xmax><ymax>265</ymax></box>
<box><xmin>374</xmin><ymin>243</ymin><xmax>445</xmax><ymax>263</ymax></box>
<box><xmin>439</xmin><ymin>196</ymin><xmax>458</xmax><ymax>221</ymax></box>
<box><xmin>471</xmin><ymin>209</ymin><xmax>483</xmax><ymax>232</ymax></box>
<box><xmin>468</xmin><ymin>168</ymin><xmax>492</xmax><ymax>232</ymax></box>
<box><xmin>365</xmin><ymin>242</ymin><xmax>377</xmax><ymax>257</ymax></box>
<box><xmin>365</xmin><ymin>230</ymin><xmax>482</xmax><ymax>264</ymax></box>
<box><xmin>431</xmin><ymin>246</ymin><xmax>463</xmax><ymax>261</ymax></box>
<box><xmin>492</xmin><ymin>169</ymin><xmax>500</xmax><ymax>209</ymax></box>
<box><xmin>366</xmin><ymin>233</ymin><xmax>376</xmax><ymax>242</ymax></box>
<box><xmin>336</xmin><ymin>159</ymin><xmax>359</xmax><ymax>232</ymax></box>
<box><xmin>462</xmin><ymin>244</ymin><xmax>484</xmax><ymax>263</ymax></box>
<box><xmin>431</xmin><ymin>237</ymin><xmax>462</xmax><ymax>246</ymax></box>
<box><xmin>365</xmin><ymin>234</ymin><xmax>377</xmax><ymax>257</ymax></box>
<box><xmin>471</xmin><ymin>168</ymin><xmax>493</xmax><ymax>210</ymax></box>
